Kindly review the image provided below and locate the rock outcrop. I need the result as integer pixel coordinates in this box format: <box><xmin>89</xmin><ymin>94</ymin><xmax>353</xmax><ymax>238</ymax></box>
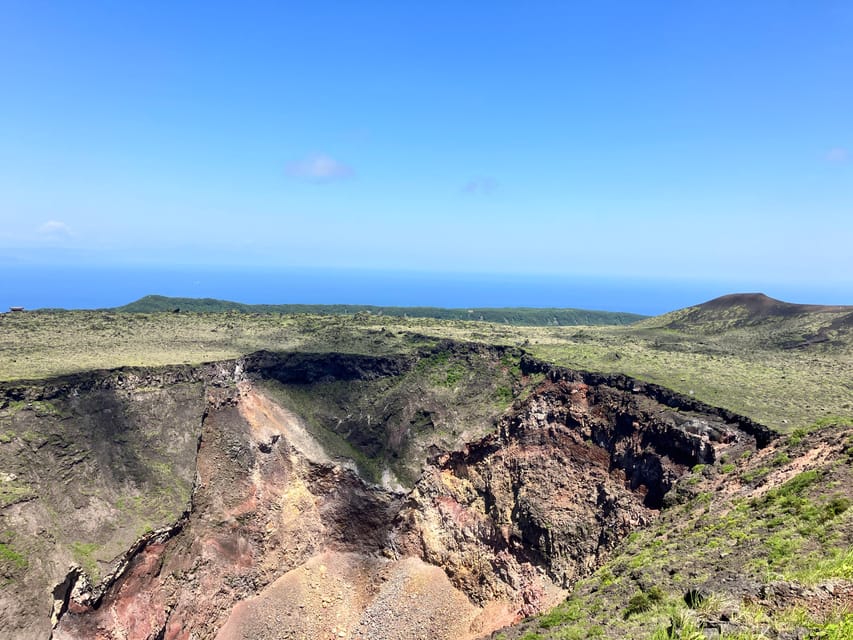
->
<box><xmin>0</xmin><ymin>366</ymin><xmax>213</xmax><ymax>639</ymax></box>
<box><xmin>395</xmin><ymin>375</ymin><xmax>757</xmax><ymax>616</ymax></box>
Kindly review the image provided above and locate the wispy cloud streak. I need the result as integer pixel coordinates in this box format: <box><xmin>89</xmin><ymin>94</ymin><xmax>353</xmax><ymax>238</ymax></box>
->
<box><xmin>37</xmin><ymin>220</ymin><xmax>74</xmax><ymax>238</ymax></box>
<box><xmin>285</xmin><ymin>154</ymin><xmax>354</xmax><ymax>181</ymax></box>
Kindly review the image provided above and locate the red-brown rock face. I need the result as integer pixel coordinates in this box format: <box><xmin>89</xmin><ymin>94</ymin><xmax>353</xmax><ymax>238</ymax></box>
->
<box><xmin>394</xmin><ymin>377</ymin><xmax>754</xmax><ymax>616</ymax></box>
<box><xmin>53</xmin><ymin>383</ymin><xmax>405</xmax><ymax>640</ymax></box>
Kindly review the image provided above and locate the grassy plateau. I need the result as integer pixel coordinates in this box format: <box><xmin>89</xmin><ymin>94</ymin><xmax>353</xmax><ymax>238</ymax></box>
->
<box><xmin>2</xmin><ymin>293</ymin><xmax>850</xmax><ymax>433</ymax></box>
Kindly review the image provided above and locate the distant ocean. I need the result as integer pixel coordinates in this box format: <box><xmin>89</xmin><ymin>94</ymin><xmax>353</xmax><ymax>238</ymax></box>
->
<box><xmin>1</xmin><ymin>266</ymin><xmax>850</xmax><ymax>316</ymax></box>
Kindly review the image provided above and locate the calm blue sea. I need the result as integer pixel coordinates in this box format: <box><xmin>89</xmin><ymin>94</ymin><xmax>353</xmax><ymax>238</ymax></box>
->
<box><xmin>1</xmin><ymin>266</ymin><xmax>850</xmax><ymax>316</ymax></box>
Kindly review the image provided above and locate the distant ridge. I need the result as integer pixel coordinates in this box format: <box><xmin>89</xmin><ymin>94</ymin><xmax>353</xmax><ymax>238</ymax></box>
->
<box><xmin>641</xmin><ymin>292</ymin><xmax>853</xmax><ymax>348</ymax></box>
<box><xmin>659</xmin><ymin>293</ymin><xmax>853</xmax><ymax>328</ymax></box>
<box><xmin>694</xmin><ymin>292</ymin><xmax>851</xmax><ymax>318</ymax></box>
<box><xmin>113</xmin><ymin>295</ymin><xmax>647</xmax><ymax>327</ymax></box>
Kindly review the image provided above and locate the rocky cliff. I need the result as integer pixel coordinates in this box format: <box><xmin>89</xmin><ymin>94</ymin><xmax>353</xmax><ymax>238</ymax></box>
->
<box><xmin>0</xmin><ymin>365</ymin><xmax>216</xmax><ymax>638</ymax></box>
<box><xmin>0</xmin><ymin>345</ymin><xmax>769</xmax><ymax>640</ymax></box>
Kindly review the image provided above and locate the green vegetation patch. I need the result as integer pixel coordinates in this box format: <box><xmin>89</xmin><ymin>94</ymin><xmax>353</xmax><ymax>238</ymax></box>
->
<box><xmin>538</xmin><ymin>598</ymin><xmax>585</xmax><ymax>629</ymax></box>
<box><xmin>624</xmin><ymin>585</ymin><xmax>666</xmax><ymax>619</ymax></box>
<box><xmin>808</xmin><ymin>612</ymin><xmax>853</xmax><ymax>639</ymax></box>
<box><xmin>0</xmin><ymin>541</ymin><xmax>27</xmax><ymax>570</ymax></box>
<box><xmin>70</xmin><ymin>541</ymin><xmax>101</xmax><ymax>581</ymax></box>
<box><xmin>0</xmin><ymin>480</ymin><xmax>35</xmax><ymax>508</ymax></box>
<box><xmin>116</xmin><ymin>295</ymin><xmax>647</xmax><ymax>326</ymax></box>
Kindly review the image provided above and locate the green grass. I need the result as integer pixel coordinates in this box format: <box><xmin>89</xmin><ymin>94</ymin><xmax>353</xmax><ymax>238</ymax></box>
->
<box><xmin>0</xmin><ymin>542</ymin><xmax>27</xmax><ymax>570</ymax></box>
<box><xmin>808</xmin><ymin>613</ymin><xmax>853</xmax><ymax>639</ymax></box>
<box><xmin>624</xmin><ymin>586</ymin><xmax>666</xmax><ymax>619</ymax></box>
<box><xmin>70</xmin><ymin>541</ymin><xmax>101</xmax><ymax>581</ymax></box>
<box><xmin>650</xmin><ymin>608</ymin><xmax>706</xmax><ymax>640</ymax></box>
<box><xmin>527</xmin><ymin>325</ymin><xmax>853</xmax><ymax>433</ymax></box>
<box><xmin>538</xmin><ymin>599</ymin><xmax>585</xmax><ymax>629</ymax></box>
<box><xmin>494</xmin><ymin>385</ymin><xmax>514</xmax><ymax>404</ymax></box>
<box><xmin>0</xmin><ymin>481</ymin><xmax>35</xmax><ymax>508</ymax></box>
<box><xmin>789</xmin><ymin>547</ymin><xmax>853</xmax><ymax>584</ymax></box>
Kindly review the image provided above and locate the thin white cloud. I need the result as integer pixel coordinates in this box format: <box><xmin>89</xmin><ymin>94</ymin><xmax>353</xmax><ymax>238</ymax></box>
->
<box><xmin>461</xmin><ymin>177</ymin><xmax>498</xmax><ymax>195</ymax></box>
<box><xmin>285</xmin><ymin>154</ymin><xmax>354</xmax><ymax>181</ymax></box>
<box><xmin>37</xmin><ymin>220</ymin><xmax>74</xmax><ymax>238</ymax></box>
<box><xmin>826</xmin><ymin>147</ymin><xmax>849</xmax><ymax>163</ymax></box>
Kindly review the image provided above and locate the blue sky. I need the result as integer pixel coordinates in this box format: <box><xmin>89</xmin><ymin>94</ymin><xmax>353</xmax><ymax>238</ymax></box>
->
<box><xmin>1</xmin><ymin>2</ymin><xmax>851</xmax><ymax>292</ymax></box>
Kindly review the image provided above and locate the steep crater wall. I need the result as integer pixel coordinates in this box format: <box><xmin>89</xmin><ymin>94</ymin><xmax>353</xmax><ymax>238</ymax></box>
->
<box><xmin>0</xmin><ymin>345</ymin><xmax>770</xmax><ymax>640</ymax></box>
<box><xmin>0</xmin><ymin>366</ymin><xmax>219</xmax><ymax>639</ymax></box>
<box><xmin>395</xmin><ymin>374</ymin><xmax>763</xmax><ymax>615</ymax></box>
<box><xmin>244</xmin><ymin>342</ymin><xmax>528</xmax><ymax>486</ymax></box>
